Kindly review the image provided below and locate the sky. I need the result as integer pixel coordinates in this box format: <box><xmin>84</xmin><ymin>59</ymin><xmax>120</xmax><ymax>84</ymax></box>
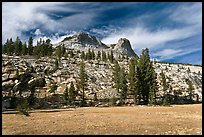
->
<box><xmin>2</xmin><ymin>2</ymin><xmax>202</xmax><ymax>65</ymax></box>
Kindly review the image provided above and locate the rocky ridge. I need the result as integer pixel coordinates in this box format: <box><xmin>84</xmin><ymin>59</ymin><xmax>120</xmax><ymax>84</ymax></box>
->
<box><xmin>2</xmin><ymin>53</ymin><xmax>202</xmax><ymax>109</ymax></box>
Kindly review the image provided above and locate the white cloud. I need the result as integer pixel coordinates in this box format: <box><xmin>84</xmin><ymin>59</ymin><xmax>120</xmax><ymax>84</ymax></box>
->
<box><xmin>152</xmin><ymin>48</ymin><xmax>201</xmax><ymax>61</ymax></box>
<box><xmin>101</xmin><ymin>3</ymin><xmax>202</xmax><ymax>59</ymax></box>
<box><xmin>33</xmin><ymin>31</ymin><xmax>77</xmax><ymax>46</ymax></box>
<box><xmin>2</xmin><ymin>2</ymin><xmax>96</xmax><ymax>43</ymax></box>
<box><xmin>102</xmin><ymin>26</ymin><xmax>198</xmax><ymax>51</ymax></box>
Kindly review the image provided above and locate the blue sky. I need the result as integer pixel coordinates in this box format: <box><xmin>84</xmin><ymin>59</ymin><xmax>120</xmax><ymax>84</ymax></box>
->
<box><xmin>2</xmin><ymin>2</ymin><xmax>202</xmax><ymax>65</ymax></box>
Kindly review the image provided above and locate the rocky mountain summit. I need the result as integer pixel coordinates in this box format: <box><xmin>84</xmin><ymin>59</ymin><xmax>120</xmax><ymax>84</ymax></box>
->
<box><xmin>2</xmin><ymin>52</ymin><xmax>202</xmax><ymax>110</ymax></box>
<box><xmin>58</xmin><ymin>32</ymin><xmax>108</xmax><ymax>49</ymax></box>
<box><xmin>111</xmin><ymin>38</ymin><xmax>137</xmax><ymax>57</ymax></box>
<box><xmin>55</xmin><ymin>32</ymin><xmax>137</xmax><ymax>57</ymax></box>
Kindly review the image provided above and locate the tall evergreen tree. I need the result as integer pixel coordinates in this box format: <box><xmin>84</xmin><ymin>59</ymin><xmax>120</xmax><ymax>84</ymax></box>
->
<box><xmin>61</xmin><ymin>44</ymin><xmax>66</xmax><ymax>56</ymax></box>
<box><xmin>112</xmin><ymin>60</ymin><xmax>120</xmax><ymax>93</ymax></box>
<box><xmin>22</xmin><ymin>42</ymin><xmax>27</xmax><ymax>55</ymax></box>
<box><xmin>69</xmin><ymin>82</ymin><xmax>75</xmax><ymax>104</ymax></box>
<box><xmin>64</xmin><ymin>87</ymin><xmax>69</xmax><ymax>101</ymax></box>
<box><xmin>81</xmin><ymin>51</ymin><xmax>85</xmax><ymax>60</ymax></box>
<box><xmin>79</xmin><ymin>61</ymin><xmax>87</xmax><ymax>106</ymax></box>
<box><xmin>102</xmin><ymin>50</ymin><xmax>107</xmax><ymax>62</ymax></box>
<box><xmin>109</xmin><ymin>50</ymin><xmax>114</xmax><ymax>63</ymax></box>
<box><xmin>87</xmin><ymin>48</ymin><xmax>92</xmax><ymax>60</ymax></box>
<box><xmin>3</xmin><ymin>39</ymin><xmax>9</xmax><ymax>54</ymax></box>
<box><xmin>97</xmin><ymin>51</ymin><xmax>101</xmax><ymax>60</ymax></box>
<box><xmin>128</xmin><ymin>58</ymin><xmax>138</xmax><ymax>104</ymax></box>
<box><xmin>14</xmin><ymin>36</ymin><xmax>21</xmax><ymax>55</ymax></box>
<box><xmin>186</xmin><ymin>79</ymin><xmax>194</xmax><ymax>102</ymax></box>
<box><xmin>91</xmin><ymin>49</ymin><xmax>95</xmax><ymax>60</ymax></box>
<box><xmin>56</xmin><ymin>46</ymin><xmax>62</xmax><ymax>59</ymax></box>
<box><xmin>137</xmin><ymin>48</ymin><xmax>153</xmax><ymax>104</ymax></box>
<box><xmin>148</xmin><ymin>62</ymin><xmax>158</xmax><ymax>105</ymax></box>
<box><xmin>119</xmin><ymin>67</ymin><xmax>128</xmax><ymax>104</ymax></box>
<box><xmin>7</xmin><ymin>38</ymin><xmax>14</xmax><ymax>55</ymax></box>
<box><xmin>160</xmin><ymin>70</ymin><xmax>169</xmax><ymax>105</ymax></box>
<box><xmin>28</xmin><ymin>36</ymin><xmax>33</xmax><ymax>55</ymax></box>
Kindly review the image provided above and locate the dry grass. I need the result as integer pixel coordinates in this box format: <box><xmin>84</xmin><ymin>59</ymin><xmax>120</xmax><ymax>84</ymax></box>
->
<box><xmin>2</xmin><ymin>104</ymin><xmax>202</xmax><ymax>135</ymax></box>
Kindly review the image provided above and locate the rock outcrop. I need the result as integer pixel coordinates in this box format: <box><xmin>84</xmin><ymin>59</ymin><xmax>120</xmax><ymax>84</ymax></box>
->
<box><xmin>113</xmin><ymin>38</ymin><xmax>137</xmax><ymax>57</ymax></box>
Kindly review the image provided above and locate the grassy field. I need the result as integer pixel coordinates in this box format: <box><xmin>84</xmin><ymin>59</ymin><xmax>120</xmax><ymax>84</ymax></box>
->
<box><xmin>2</xmin><ymin>104</ymin><xmax>202</xmax><ymax>135</ymax></box>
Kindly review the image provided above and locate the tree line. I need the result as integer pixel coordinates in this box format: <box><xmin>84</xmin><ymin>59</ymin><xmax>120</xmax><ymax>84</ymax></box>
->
<box><xmin>2</xmin><ymin>36</ymin><xmax>53</xmax><ymax>56</ymax></box>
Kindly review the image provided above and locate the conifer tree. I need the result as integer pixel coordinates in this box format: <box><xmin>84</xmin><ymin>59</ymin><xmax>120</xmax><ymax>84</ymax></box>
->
<box><xmin>128</xmin><ymin>58</ymin><xmax>139</xmax><ymax>104</ymax></box>
<box><xmin>64</xmin><ymin>87</ymin><xmax>69</xmax><ymax>101</ymax></box>
<box><xmin>3</xmin><ymin>39</ymin><xmax>9</xmax><ymax>54</ymax></box>
<box><xmin>61</xmin><ymin>44</ymin><xmax>66</xmax><ymax>56</ymax></box>
<box><xmin>28</xmin><ymin>36</ymin><xmax>33</xmax><ymax>55</ymax></box>
<box><xmin>112</xmin><ymin>60</ymin><xmax>120</xmax><ymax>93</ymax></box>
<box><xmin>97</xmin><ymin>51</ymin><xmax>101</xmax><ymax>60</ymax></box>
<box><xmin>69</xmin><ymin>82</ymin><xmax>75</xmax><ymax>104</ymax></box>
<box><xmin>79</xmin><ymin>61</ymin><xmax>87</xmax><ymax>106</ymax></box>
<box><xmin>87</xmin><ymin>48</ymin><xmax>92</xmax><ymax>60</ymax></box>
<box><xmin>119</xmin><ymin>67</ymin><xmax>128</xmax><ymax>104</ymax></box>
<box><xmin>14</xmin><ymin>36</ymin><xmax>21</xmax><ymax>55</ymax></box>
<box><xmin>81</xmin><ymin>51</ymin><xmax>85</xmax><ymax>60</ymax></box>
<box><xmin>148</xmin><ymin>62</ymin><xmax>158</xmax><ymax>105</ymax></box>
<box><xmin>8</xmin><ymin>38</ymin><xmax>14</xmax><ymax>55</ymax></box>
<box><xmin>186</xmin><ymin>79</ymin><xmax>194</xmax><ymax>102</ymax></box>
<box><xmin>137</xmin><ymin>48</ymin><xmax>155</xmax><ymax>104</ymax></box>
<box><xmin>91</xmin><ymin>49</ymin><xmax>95</xmax><ymax>60</ymax></box>
<box><xmin>160</xmin><ymin>70</ymin><xmax>169</xmax><ymax>105</ymax></box>
<box><xmin>22</xmin><ymin>42</ymin><xmax>27</xmax><ymax>55</ymax></box>
<box><xmin>102</xmin><ymin>50</ymin><xmax>107</xmax><ymax>62</ymax></box>
<box><xmin>110</xmin><ymin>50</ymin><xmax>114</xmax><ymax>63</ymax></box>
<box><xmin>56</xmin><ymin>46</ymin><xmax>62</xmax><ymax>59</ymax></box>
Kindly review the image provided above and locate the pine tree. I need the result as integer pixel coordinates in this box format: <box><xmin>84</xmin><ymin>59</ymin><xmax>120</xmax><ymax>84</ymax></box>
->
<box><xmin>87</xmin><ymin>48</ymin><xmax>92</xmax><ymax>60</ymax></box>
<box><xmin>81</xmin><ymin>51</ymin><xmax>85</xmax><ymax>60</ymax></box>
<box><xmin>160</xmin><ymin>70</ymin><xmax>169</xmax><ymax>105</ymax></box>
<box><xmin>69</xmin><ymin>82</ymin><xmax>75</xmax><ymax>104</ymax></box>
<box><xmin>97</xmin><ymin>51</ymin><xmax>101</xmax><ymax>61</ymax></box>
<box><xmin>186</xmin><ymin>79</ymin><xmax>194</xmax><ymax>102</ymax></box>
<box><xmin>61</xmin><ymin>44</ymin><xmax>66</xmax><ymax>56</ymax></box>
<box><xmin>28</xmin><ymin>36</ymin><xmax>33</xmax><ymax>55</ymax></box>
<box><xmin>7</xmin><ymin>38</ymin><xmax>14</xmax><ymax>55</ymax></box>
<box><xmin>91</xmin><ymin>49</ymin><xmax>95</xmax><ymax>60</ymax></box>
<box><xmin>19</xmin><ymin>41</ymin><xmax>23</xmax><ymax>55</ymax></box>
<box><xmin>14</xmin><ymin>36</ymin><xmax>21</xmax><ymax>55</ymax></box>
<box><xmin>79</xmin><ymin>61</ymin><xmax>87</xmax><ymax>106</ymax></box>
<box><xmin>112</xmin><ymin>60</ymin><xmax>120</xmax><ymax>93</ymax></box>
<box><xmin>137</xmin><ymin>48</ymin><xmax>154</xmax><ymax>104</ymax></box>
<box><xmin>160</xmin><ymin>70</ymin><xmax>168</xmax><ymax>93</ymax></box>
<box><xmin>54</xmin><ymin>58</ymin><xmax>59</xmax><ymax>69</ymax></box>
<box><xmin>64</xmin><ymin>87</ymin><xmax>69</xmax><ymax>101</ymax></box>
<box><xmin>102</xmin><ymin>50</ymin><xmax>107</xmax><ymax>62</ymax></box>
<box><xmin>128</xmin><ymin>58</ymin><xmax>138</xmax><ymax>104</ymax></box>
<box><xmin>3</xmin><ymin>39</ymin><xmax>9</xmax><ymax>54</ymax></box>
<box><xmin>109</xmin><ymin>50</ymin><xmax>114</xmax><ymax>63</ymax></box>
<box><xmin>56</xmin><ymin>46</ymin><xmax>62</xmax><ymax>59</ymax></box>
<box><xmin>22</xmin><ymin>42</ymin><xmax>27</xmax><ymax>55</ymax></box>
<box><xmin>119</xmin><ymin>67</ymin><xmax>128</xmax><ymax>104</ymax></box>
<box><xmin>148</xmin><ymin>62</ymin><xmax>158</xmax><ymax>105</ymax></box>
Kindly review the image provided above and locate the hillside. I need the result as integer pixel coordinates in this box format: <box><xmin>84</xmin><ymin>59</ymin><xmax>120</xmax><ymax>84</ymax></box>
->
<box><xmin>2</xmin><ymin>50</ymin><xmax>202</xmax><ymax>109</ymax></box>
